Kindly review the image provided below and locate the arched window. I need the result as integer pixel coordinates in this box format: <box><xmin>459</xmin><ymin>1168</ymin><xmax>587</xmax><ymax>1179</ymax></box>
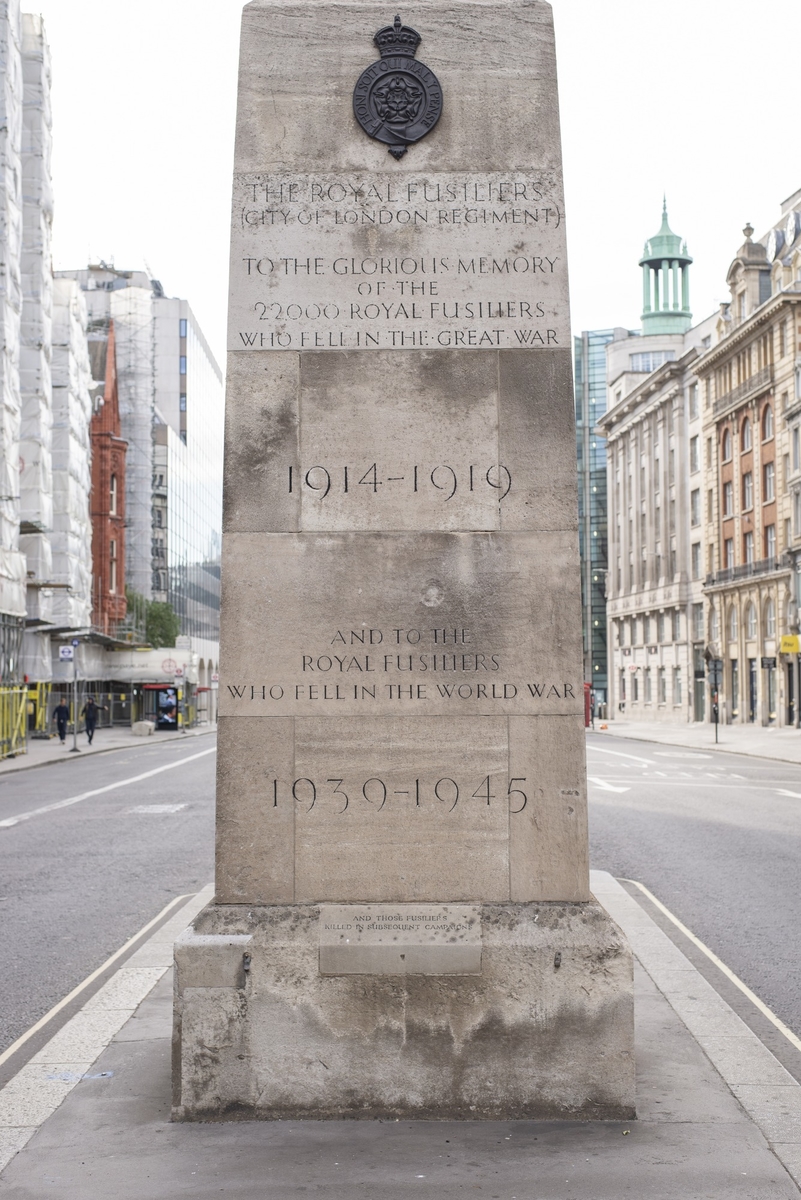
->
<box><xmin>710</xmin><ymin>606</ymin><xmax>720</xmax><ymax>646</ymax></box>
<box><xmin>722</xmin><ymin>429</ymin><xmax>732</xmax><ymax>461</ymax></box>
<box><xmin>746</xmin><ymin>603</ymin><xmax>757</xmax><ymax>640</ymax></box>
<box><xmin>741</xmin><ymin>418</ymin><xmax>752</xmax><ymax>451</ymax></box>
<box><xmin>762</xmin><ymin>405</ymin><xmax>774</xmax><ymax>440</ymax></box>
<box><xmin>110</xmin><ymin>473</ymin><xmax>118</xmax><ymax>516</ymax></box>
<box><xmin>728</xmin><ymin>605</ymin><xmax>738</xmax><ymax>642</ymax></box>
<box><xmin>764</xmin><ymin>598</ymin><xmax>776</xmax><ymax>638</ymax></box>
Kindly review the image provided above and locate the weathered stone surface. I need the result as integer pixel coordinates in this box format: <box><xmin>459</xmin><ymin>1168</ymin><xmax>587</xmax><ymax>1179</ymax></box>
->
<box><xmin>173</xmin><ymin>900</ymin><xmax>636</xmax><ymax>1121</ymax></box>
<box><xmin>175</xmin><ymin>0</ymin><xmax>634</xmax><ymax>1123</ymax></box>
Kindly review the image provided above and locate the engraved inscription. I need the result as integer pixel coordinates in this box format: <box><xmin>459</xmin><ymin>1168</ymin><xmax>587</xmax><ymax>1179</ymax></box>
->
<box><xmin>319</xmin><ymin>903</ymin><xmax>482</xmax><ymax>975</ymax></box>
<box><xmin>228</xmin><ymin>172</ymin><xmax>568</xmax><ymax>350</ymax></box>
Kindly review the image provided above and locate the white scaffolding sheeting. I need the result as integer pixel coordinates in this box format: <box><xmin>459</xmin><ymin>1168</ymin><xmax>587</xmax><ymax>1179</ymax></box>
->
<box><xmin>18</xmin><ymin>14</ymin><xmax>53</xmax><ymax>664</ymax></box>
<box><xmin>110</xmin><ymin>286</ymin><xmax>154</xmax><ymax>599</ymax></box>
<box><xmin>51</xmin><ymin>277</ymin><xmax>91</xmax><ymax>627</ymax></box>
<box><xmin>19</xmin><ymin>13</ymin><xmax>52</xmax><ymax>538</ymax></box>
<box><xmin>0</xmin><ymin>0</ymin><xmax>26</xmax><ymax>617</ymax></box>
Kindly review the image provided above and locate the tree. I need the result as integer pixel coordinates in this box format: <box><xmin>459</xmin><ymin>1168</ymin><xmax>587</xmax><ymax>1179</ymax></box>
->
<box><xmin>146</xmin><ymin>602</ymin><xmax>181</xmax><ymax>649</ymax></box>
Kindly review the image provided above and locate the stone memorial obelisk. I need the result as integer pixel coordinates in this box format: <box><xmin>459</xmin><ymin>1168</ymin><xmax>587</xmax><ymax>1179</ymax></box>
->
<box><xmin>173</xmin><ymin>0</ymin><xmax>635</xmax><ymax>1120</ymax></box>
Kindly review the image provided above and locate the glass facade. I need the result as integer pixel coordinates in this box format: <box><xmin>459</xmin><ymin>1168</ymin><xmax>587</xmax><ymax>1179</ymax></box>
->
<box><xmin>152</xmin><ymin>310</ymin><xmax>223</xmax><ymax>640</ymax></box>
<box><xmin>575</xmin><ymin>329</ymin><xmax>615</xmax><ymax>707</ymax></box>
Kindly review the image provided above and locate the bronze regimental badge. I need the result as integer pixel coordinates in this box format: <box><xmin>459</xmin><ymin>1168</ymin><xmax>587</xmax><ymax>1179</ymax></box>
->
<box><xmin>353</xmin><ymin>15</ymin><xmax>443</xmax><ymax>159</ymax></box>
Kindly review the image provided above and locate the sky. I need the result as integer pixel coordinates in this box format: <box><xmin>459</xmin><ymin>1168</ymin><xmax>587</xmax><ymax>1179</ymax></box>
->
<box><xmin>34</xmin><ymin>0</ymin><xmax>799</xmax><ymax>367</ymax></box>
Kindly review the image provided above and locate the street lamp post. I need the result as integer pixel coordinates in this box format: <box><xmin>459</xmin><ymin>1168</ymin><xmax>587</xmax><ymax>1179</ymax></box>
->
<box><xmin>70</xmin><ymin>638</ymin><xmax>80</xmax><ymax>752</ymax></box>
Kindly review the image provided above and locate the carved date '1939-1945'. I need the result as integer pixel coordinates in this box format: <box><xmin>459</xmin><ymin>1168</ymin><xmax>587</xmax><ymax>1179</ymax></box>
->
<box><xmin>269</xmin><ymin>775</ymin><xmax>530</xmax><ymax>813</ymax></box>
<box><xmin>289</xmin><ymin>463</ymin><xmax>511</xmax><ymax>501</ymax></box>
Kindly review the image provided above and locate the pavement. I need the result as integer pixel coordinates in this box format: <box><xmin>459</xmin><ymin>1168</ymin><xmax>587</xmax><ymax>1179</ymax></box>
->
<box><xmin>0</xmin><ymin>872</ymin><xmax>799</xmax><ymax>1199</ymax></box>
<box><xmin>596</xmin><ymin>718</ymin><xmax>801</xmax><ymax>764</ymax></box>
<box><xmin>0</xmin><ymin>723</ymin><xmax>217</xmax><ymax>777</ymax></box>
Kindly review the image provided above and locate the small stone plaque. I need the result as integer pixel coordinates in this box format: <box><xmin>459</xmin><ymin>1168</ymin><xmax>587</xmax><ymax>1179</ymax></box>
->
<box><xmin>319</xmin><ymin>904</ymin><xmax>481</xmax><ymax>975</ymax></box>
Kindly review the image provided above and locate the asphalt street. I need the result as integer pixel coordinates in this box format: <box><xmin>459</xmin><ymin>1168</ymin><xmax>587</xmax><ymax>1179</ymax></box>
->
<box><xmin>587</xmin><ymin>730</ymin><xmax>801</xmax><ymax>1040</ymax></box>
<box><xmin>0</xmin><ymin>733</ymin><xmax>215</xmax><ymax>1054</ymax></box>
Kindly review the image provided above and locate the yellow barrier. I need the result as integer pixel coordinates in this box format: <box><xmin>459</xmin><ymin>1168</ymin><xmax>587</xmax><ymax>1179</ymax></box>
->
<box><xmin>0</xmin><ymin>686</ymin><xmax>28</xmax><ymax>759</ymax></box>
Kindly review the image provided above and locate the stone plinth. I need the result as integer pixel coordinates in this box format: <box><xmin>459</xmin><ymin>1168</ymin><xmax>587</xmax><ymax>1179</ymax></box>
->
<box><xmin>173</xmin><ymin>0</ymin><xmax>635</xmax><ymax>1121</ymax></box>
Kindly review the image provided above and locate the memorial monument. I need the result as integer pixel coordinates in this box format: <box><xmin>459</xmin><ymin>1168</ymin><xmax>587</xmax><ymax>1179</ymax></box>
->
<box><xmin>172</xmin><ymin>0</ymin><xmax>635</xmax><ymax>1120</ymax></box>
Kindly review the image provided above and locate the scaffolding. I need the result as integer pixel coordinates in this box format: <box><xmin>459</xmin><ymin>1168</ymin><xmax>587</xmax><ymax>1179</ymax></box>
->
<box><xmin>0</xmin><ymin>0</ymin><xmax>28</xmax><ymax>622</ymax></box>
<box><xmin>50</xmin><ymin>278</ymin><xmax>92</xmax><ymax>627</ymax></box>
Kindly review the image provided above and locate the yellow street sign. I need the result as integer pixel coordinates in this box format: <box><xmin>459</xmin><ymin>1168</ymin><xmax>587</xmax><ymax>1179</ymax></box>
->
<box><xmin>780</xmin><ymin>635</ymin><xmax>800</xmax><ymax>654</ymax></box>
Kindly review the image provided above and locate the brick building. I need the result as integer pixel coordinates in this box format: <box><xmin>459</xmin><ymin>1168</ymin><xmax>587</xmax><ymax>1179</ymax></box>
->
<box><xmin>88</xmin><ymin>318</ymin><xmax>127</xmax><ymax>634</ymax></box>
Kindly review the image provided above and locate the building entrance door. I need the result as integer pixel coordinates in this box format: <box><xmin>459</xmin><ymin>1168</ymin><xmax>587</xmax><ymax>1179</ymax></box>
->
<box><xmin>748</xmin><ymin>658</ymin><xmax>757</xmax><ymax>723</ymax></box>
<box><xmin>787</xmin><ymin>660</ymin><xmax>795</xmax><ymax>727</ymax></box>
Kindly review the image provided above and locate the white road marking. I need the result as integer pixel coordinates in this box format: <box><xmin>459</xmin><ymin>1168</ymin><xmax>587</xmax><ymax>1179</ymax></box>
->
<box><xmin>653</xmin><ymin>752</ymin><xmax>712</xmax><ymax>760</ymax></box>
<box><xmin>586</xmin><ymin>745</ymin><xmax>654</xmax><ymax>766</ymax></box>
<box><xmin>0</xmin><ymin>747</ymin><xmax>216</xmax><ymax>829</ymax></box>
<box><xmin>128</xmin><ymin>803</ymin><xmax>188</xmax><ymax>815</ymax></box>
<box><xmin>623</xmin><ymin>878</ymin><xmax>801</xmax><ymax>1057</ymax></box>
<box><xmin>776</xmin><ymin>789</ymin><xmax>801</xmax><ymax>799</ymax></box>
<box><xmin>587</xmin><ymin>776</ymin><xmax>630</xmax><ymax>793</ymax></box>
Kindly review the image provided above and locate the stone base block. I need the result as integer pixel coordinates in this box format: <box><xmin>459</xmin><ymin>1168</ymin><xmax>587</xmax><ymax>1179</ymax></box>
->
<box><xmin>172</xmin><ymin>899</ymin><xmax>635</xmax><ymax>1121</ymax></box>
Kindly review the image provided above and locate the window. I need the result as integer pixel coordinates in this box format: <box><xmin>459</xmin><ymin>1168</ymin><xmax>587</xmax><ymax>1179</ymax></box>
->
<box><xmin>723</xmin><ymin>480</ymin><xmax>734</xmax><ymax>516</ymax></box>
<box><xmin>669</xmin><ymin>448</ymin><xmax>675</xmax><ymax>484</ymax></box>
<box><xmin>795</xmin><ymin>491</ymin><xmax>801</xmax><ymax>537</ymax></box>
<box><xmin>764</xmin><ymin>461</ymin><xmax>775</xmax><ymax>502</ymax></box>
<box><xmin>643</xmin><ymin>615</ymin><xmax>651</xmax><ymax>643</ymax></box>
<box><xmin>794</xmin><ymin>428</ymin><xmax>801</xmax><ymax>473</ymax></box>
<box><xmin>673</xmin><ymin>667</ymin><xmax>682</xmax><ymax>706</ymax></box>
<box><xmin>630</xmin><ymin>350</ymin><xmax>676</xmax><ymax>372</ymax></box>
<box><xmin>744</xmin><ymin>530</ymin><xmax>754</xmax><ymax>563</ymax></box>
<box><xmin>743</xmin><ymin>473</ymin><xmax>753</xmax><ymax>510</ymax></box>
<box><xmin>741</xmin><ymin>418</ymin><xmax>752</xmax><ymax>451</ymax></box>
<box><xmin>765</xmin><ymin>524</ymin><xmax>776</xmax><ymax>558</ymax></box>
<box><xmin>109</xmin><ymin>473</ymin><xmax>117</xmax><ymax>516</ymax></box>
<box><xmin>644</xmin><ymin>668</ymin><xmax>652</xmax><ymax>702</ymax></box>
<box><xmin>658</xmin><ymin>667</ymin><xmax>666</xmax><ymax>704</ymax></box>
<box><xmin>619</xmin><ymin>671</ymin><xmax>626</xmax><ymax>702</ymax></box>
<box><xmin>109</xmin><ymin>539</ymin><xmax>117</xmax><ymax>595</ymax></box>
<box><xmin>722</xmin><ymin>429</ymin><xmax>732</xmax><ymax>461</ymax></box>
<box><xmin>672</xmin><ymin>610</ymin><xmax>681</xmax><ymax>641</ymax></box>
<box><xmin>179</xmin><ymin>394</ymin><xmax>187</xmax><ymax>412</ymax></box>
<box><xmin>785</xmin><ymin>517</ymin><xmax>791</xmax><ymax>549</ymax></box>
<box><xmin>780</xmin><ymin>322</ymin><xmax>786</xmax><ymax>358</ymax></box>
<box><xmin>725</xmin><ymin>538</ymin><xmax>734</xmax><ymax>568</ymax></box>
<box><xmin>706</xmin><ymin>437</ymin><xmax>712</xmax><ymax>468</ymax></box>
<box><xmin>693</xmin><ymin>602</ymin><xmax>704</xmax><ymax>640</ymax></box>
<box><xmin>728</xmin><ymin>606</ymin><xmax>738</xmax><ymax>642</ymax></box>
<box><xmin>690</xmin><ymin>436</ymin><xmax>700</xmax><ymax>473</ymax></box>
<box><xmin>657</xmin><ymin>612</ymin><xmax>666</xmax><ymax>642</ymax></box>
<box><xmin>691</xmin><ymin>489</ymin><xmax>701</xmax><ymax>526</ymax></box>
<box><xmin>707</xmin><ymin>490</ymin><xmax>713</xmax><ymax>521</ymax></box>
<box><xmin>655</xmin><ymin>506</ymin><xmax>661</xmax><ymax>537</ymax></box>
<box><xmin>689</xmin><ymin>384</ymin><xmax>699</xmax><ymax>420</ymax></box>
<box><xmin>784</xmin><ymin>454</ymin><xmax>790</xmax><ymax>492</ymax></box>
<box><xmin>711</xmin><ymin>606</ymin><xmax>720</xmax><ymax>645</ymax></box>
<box><xmin>669</xmin><ymin>545</ymin><xmax>677</xmax><ymax>576</ymax></box>
<box><xmin>179</xmin><ymin>355</ymin><xmax>187</xmax><ymax>375</ymax></box>
<box><xmin>746</xmin><ymin>603</ymin><xmax>757</xmax><ymax>640</ymax></box>
<box><xmin>765</xmin><ymin>598</ymin><xmax>776</xmax><ymax>639</ymax></box>
<box><xmin>179</xmin><ymin>318</ymin><xmax>187</xmax><ymax>338</ymax></box>
<box><xmin>633</xmin><ymin>674</ymin><xmax>639</xmax><ymax>702</ymax></box>
<box><xmin>763</xmin><ymin>405</ymin><xmax>774</xmax><ymax>440</ymax></box>
<box><xmin>691</xmin><ymin>542</ymin><xmax>701</xmax><ymax>579</ymax></box>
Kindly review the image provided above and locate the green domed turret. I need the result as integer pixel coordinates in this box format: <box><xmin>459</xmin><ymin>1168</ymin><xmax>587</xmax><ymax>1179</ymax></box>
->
<box><xmin>639</xmin><ymin>199</ymin><xmax>692</xmax><ymax>333</ymax></box>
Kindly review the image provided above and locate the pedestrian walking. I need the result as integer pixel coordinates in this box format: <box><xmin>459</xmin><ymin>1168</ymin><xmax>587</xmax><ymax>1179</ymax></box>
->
<box><xmin>80</xmin><ymin>696</ymin><xmax>108</xmax><ymax>746</ymax></box>
<box><xmin>52</xmin><ymin>698</ymin><xmax>70</xmax><ymax>744</ymax></box>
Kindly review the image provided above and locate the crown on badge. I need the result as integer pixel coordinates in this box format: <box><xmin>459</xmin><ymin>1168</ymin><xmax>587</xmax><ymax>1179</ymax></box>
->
<box><xmin>374</xmin><ymin>14</ymin><xmax>422</xmax><ymax>57</ymax></box>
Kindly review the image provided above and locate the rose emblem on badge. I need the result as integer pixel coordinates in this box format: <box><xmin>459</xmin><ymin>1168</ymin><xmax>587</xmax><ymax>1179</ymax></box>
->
<box><xmin>353</xmin><ymin>15</ymin><xmax>443</xmax><ymax>159</ymax></box>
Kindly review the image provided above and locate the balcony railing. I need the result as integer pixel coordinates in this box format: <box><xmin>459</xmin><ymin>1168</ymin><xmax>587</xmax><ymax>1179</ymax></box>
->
<box><xmin>704</xmin><ymin>551</ymin><xmax>790</xmax><ymax>587</ymax></box>
<box><xmin>713</xmin><ymin>365</ymin><xmax>773</xmax><ymax>415</ymax></box>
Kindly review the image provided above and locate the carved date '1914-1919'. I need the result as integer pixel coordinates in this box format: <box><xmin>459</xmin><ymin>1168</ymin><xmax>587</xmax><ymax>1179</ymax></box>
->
<box><xmin>289</xmin><ymin>463</ymin><xmax>511</xmax><ymax>501</ymax></box>
<box><xmin>270</xmin><ymin>775</ymin><xmax>530</xmax><ymax>812</ymax></box>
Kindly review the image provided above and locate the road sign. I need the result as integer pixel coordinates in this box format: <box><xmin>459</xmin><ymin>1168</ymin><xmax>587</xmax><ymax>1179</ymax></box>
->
<box><xmin>174</xmin><ymin>665</ymin><xmax>184</xmax><ymax>678</ymax></box>
<box><xmin>211</xmin><ymin>672</ymin><xmax>219</xmax><ymax>683</ymax></box>
<box><xmin>72</xmin><ymin>638</ymin><xmax>79</xmax><ymax>646</ymax></box>
<box><xmin>780</xmin><ymin>635</ymin><xmax>800</xmax><ymax>655</ymax></box>
<box><xmin>761</xmin><ymin>656</ymin><xmax>777</xmax><ymax>669</ymax></box>
<box><xmin>59</xmin><ymin>646</ymin><xmax>73</xmax><ymax>661</ymax></box>
<box><xmin>707</xmin><ymin>657</ymin><xmax>723</xmax><ymax>688</ymax></box>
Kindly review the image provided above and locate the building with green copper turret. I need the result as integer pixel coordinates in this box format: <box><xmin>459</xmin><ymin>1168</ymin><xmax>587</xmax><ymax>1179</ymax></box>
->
<box><xmin>640</xmin><ymin>199</ymin><xmax>693</xmax><ymax>335</ymax></box>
